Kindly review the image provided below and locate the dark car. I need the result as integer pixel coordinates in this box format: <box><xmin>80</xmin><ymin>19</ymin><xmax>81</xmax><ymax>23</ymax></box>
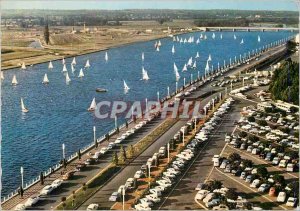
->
<box><xmin>85</xmin><ymin>158</ymin><xmax>96</xmax><ymax>165</ymax></box>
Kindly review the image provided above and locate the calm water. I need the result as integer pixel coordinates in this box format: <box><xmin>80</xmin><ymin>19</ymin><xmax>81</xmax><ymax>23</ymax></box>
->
<box><xmin>2</xmin><ymin>31</ymin><xmax>294</xmax><ymax>196</ymax></box>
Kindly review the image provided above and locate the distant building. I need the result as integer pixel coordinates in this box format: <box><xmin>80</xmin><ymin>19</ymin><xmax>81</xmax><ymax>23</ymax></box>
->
<box><xmin>274</xmin><ymin>100</ymin><xmax>299</xmax><ymax>112</ymax></box>
<box><xmin>255</xmin><ymin>15</ymin><xmax>261</xmax><ymax>18</ymax></box>
<box><xmin>257</xmin><ymin>102</ymin><xmax>273</xmax><ymax>111</ymax></box>
<box><xmin>145</xmin><ymin>29</ymin><xmax>153</xmax><ymax>33</ymax></box>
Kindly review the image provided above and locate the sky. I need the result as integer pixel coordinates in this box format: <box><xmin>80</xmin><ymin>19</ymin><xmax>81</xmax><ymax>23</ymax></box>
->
<box><xmin>1</xmin><ymin>0</ymin><xmax>299</xmax><ymax>11</ymax></box>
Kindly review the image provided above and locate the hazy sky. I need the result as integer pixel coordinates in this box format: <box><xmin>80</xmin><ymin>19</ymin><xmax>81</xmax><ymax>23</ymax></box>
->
<box><xmin>1</xmin><ymin>0</ymin><xmax>298</xmax><ymax>11</ymax></box>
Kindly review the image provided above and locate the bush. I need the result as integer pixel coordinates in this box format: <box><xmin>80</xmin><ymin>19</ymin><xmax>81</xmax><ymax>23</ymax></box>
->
<box><xmin>258</xmin><ymin>120</ymin><xmax>268</xmax><ymax>126</ymax></box>
<box><xmin>248</xmin><ymin>116</ymin><xmax>255</xmax><ymax>122</ymax></box>
<box><xmin>228</xmin><ymin>153</ymin><xmax>241</xmax><ymax>162</ymax></box>
<box><xmin>206</xmin><ymin>180</ymin><xmax>223</xmax><ymax>191</ymax></box>
<box><xmin>241</xmin><ymin>159</ymin><xmax>253</xmax><ymax>168</ymax></box>
<box><xmin>257</xmin><ymin>166</ymin><xmax>268</xmax><ymax>179</ymax></box>
<box><xmin>225</xmin><ymin>189</ymin><xmax>238</xmax><ymax>200</ymax></box>
<box><xmin>249</xmin><ymin>135</ymin><xmax>259</xmax><ymax>142</ymax></box>
<box><xmin>238</xmin><ymin>131</ymin><xmax>248</xmax><ymax>138</ymax></box>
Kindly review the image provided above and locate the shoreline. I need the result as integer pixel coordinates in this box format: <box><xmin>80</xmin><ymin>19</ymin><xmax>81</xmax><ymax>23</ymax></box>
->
<box><xmin>1</xmin><ymin>30</ymin><xmax>197</xmax><ymax>71</ymax></box>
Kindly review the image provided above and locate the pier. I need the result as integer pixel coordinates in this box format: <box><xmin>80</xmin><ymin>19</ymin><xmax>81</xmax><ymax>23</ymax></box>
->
<box><xmin>197</xmin><ymin>26</ymin><xmax>298</xmax><ymax>32</ymax></box>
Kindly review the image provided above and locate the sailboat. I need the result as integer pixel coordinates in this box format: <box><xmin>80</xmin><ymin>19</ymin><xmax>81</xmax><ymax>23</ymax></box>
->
<box><xmin>142</xmin><ymin>67</ymin><xmax>150</xmax><ymax>80</ymax></box>
<box><xmin>176</xmin><ymin>36</ymin><xmax>179</xmax><ymax>42</ymax></box>
<box><xmin>71</xmin><ymin>57</ymin><xmax>76</xmax><ymax>66</ymax></box>
<box><xmin>71</xmin><ymin>65</ymin><xmax>75</xmax><ymax>73</ymax></box>
<box><xmin>123</xmin><ymin>80</ymin><xmax>130</xmax><ymax>91</ymax></box>
<box><xmin>157</xmin><ymin>40</ymin><xmax>162</xmax><ymax>47</ymax></box>
<box><xmin>48</xmin><ymin>61</ymin><xmax>53</xmax><ymax>69</ymax></box>
<box><xmin>234</xmin><ymin>34</ymin><xmax>237</xmax><ymax>40</ymax></box>
<box><xmin>220</xmin><ymin>34</ymin><xmax>223</xmax><ymax>39</ymax></box>
<box><xmin>62</xmin><ymin>64</ymin><xmax>68</xmax><ymax>72</ymax></box>
<box><xmin>200</xmin><ymin>34</ymin><xmax>204</xmax><ymax>39</ymax></box>
<box><xmin>180</xmin><ymin>38</ymin><xmax>183</xmax><ymax>43</ymax></box>
<box><xmin>196</xmin><ymin>38</ymin><xmax>200</xmax><ymax>44</ymax></box>
<box><xmin>172</xmin><ymin>45</ymin><xmax>175</xmax><ymax>54</ymax></box>
<box><xmin>88</xmin><ymin>98</ymin><xmax>96</xmax><ymax>112</ymax></box>
<box><xmin>207</xmin><ymin>54</ymin><xmax>212</xmax><ymax>62</ymax></box>
<box><xmin>195</xmin><ymin>52</ymin><xmax>200</xmax><ymax>58</ymax></box>
<box><xmin>62</xmin><ymin>58</ymin><xmax>66</xmax><ymax>65</ymax></box>
<box><xmin>187</xmin><ymin>57</ymin><xmax>193</xmax><ymax>66</ymax></box>
<box><xmin>66</xmin><ymin>72</ymin><xmax>71</xmax><ymax>84</ymax></box>
<box><xmin>173</xmin><ymin>63</ymin><xmax>179</xmax><ymax>73</ymax></box>
<box><xmin>204</xmin><ymin>35</ymin><xmax>207</xmax><ymax>40</ymax></box>
<box><xmin>78</xmin><ymin>68</ymin><xmax>84</xmax><ymax>78</ymax></box>
<box><xmin>183</xmin><ymin>38</ymin><xmax>187</xmax><ymax>43</ymax></box>
<box><xmin>21</xmin><ymin>98</ymin><xmax>29</xmax><ymax>113</ymax></box>
<box><xmin>85</xmin><ymin>60</ymin><xmax>90</xmax><ymax>68</ymax></box>
<box><xmin>1</xmin><ymin>71</ymin><xmax>4</xmax><ymax>80</ymax></box>
<box><xmin>182</xmin><ymin>64</ymin><xmax>187</xmax><ymax>72</ymax></box>
<box><xmin>173</xmin><ymin>37</ymin><xmax>176</xmax><ymax>42</ymax></box>
<box><xmin>212</xmin><ymin>33</ymin><xmax>216</xmax><ymax>39</ymax></box>
<box><xmin>12</xmin><ymin>75</ymin><xmax>18</xmax><ymax>85</ymax></box>
<box><xmin>240</xmin><ymin>39</ymin><xmax>244</xmax><ymax>44</ymax></box>
<box><xmin>105</xmin><ymin>52</ymin><xmax>108</xmax><ymax>62</ymax></box>
<box><xmin>192</xmin><ymin>61</ymin><xmax>197</xmax><ymax>69</ymax></box>
<box><xmin>205</xmin><ymin>61</ymin><xmax>210</xmax><ymax>76</ymax></box>
<box><xmin>42</xmin><ymin>73</ymin><xmax>49</xmax><ymax>84</ymax></box>
<box><xmin>156</xmin><ymin>46</ymin><xmax>160</xmax><ymax>52</ymax></box>
<box><xmin>258</xmin><ymin>35</ymin><xmax>261</xmax><ymax>42</ymax></box>
<box><xmin>142</xmin><ymin>52</ymin><xmax>144</xmax><ymax>61</ymax></box>
<box><xmin>21</xmin><ymin>62</ymin><xmax>26</xmax><ymax>70</ymax></box>
<box><xmin>174</xmin><ymin>66</ymin><xmax>180</xmax><ymax>81</ymax></box>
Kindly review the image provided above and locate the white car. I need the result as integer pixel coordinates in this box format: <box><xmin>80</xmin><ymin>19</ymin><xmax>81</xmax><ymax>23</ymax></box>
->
<box><xmin>135</xmin><ymin>203</ymin><xmax>151</xmax><ymax>211</ymax></box>
<box><xmin>156</xmin><ymin>180</ymin><xmax>172</xmax><ymax>188</ymax></box>
<box><xmin>146</xmin><ymin>194</ymin><xmax>161</xmax><ymax>203</ymax></box>
<box><xmin>51</xmin><ymin>179</ymin><xmax>63</xmax><ymax>189</ymax></box>
<box><xmin>286</xmin><ymin>197</ymin><xmax>297</xmax><ymax>207</ymax></box>
<box><xmin>14</xmin><ymin>204</ymin><xmax>26</xmax><ymax>211</ymax></box>
<box><xmin>134</xmin><ymin>170</ymin><xmax>144</xmax><ymax>179</ymax></box>
<box><xmin>258</xmin><ymin>183</ymin><xmax>270</xmax><ymax>192</ymax></box>
<box><xmin>163</xmin><ymin>171</ymin><xmax>176</xmax><ymax>178</ymax></box>
<box><xmin>114</xmin><ymin>137</ymin><xmax>124</xmax><ymax>144</ymax></box>
<box><xmin>250</xmin><ymin>179</ymin><xmax>260</xmax><ymax>188</ymax></box>
<box><xmin>154</xmin><ymin>185</ymin><xmax>166</xmax><ymax>192</ymax></box>
<box><xmin>24</xmin><ymin>196</ymin><xmax>40</xmax><ymax>207</ymax></box>
<box><xmin>100</xmin><ymin>147</ymin><xmax>108</xmax><ymax>154</ymax></box>
<box><xmin>40</xmin><ymin>185</ymin><xmax>54</xmax><ymax>196</ymax></box>
<box><xmin>195</xmin><ymin>190</ymin><xmax>209</xmax><ymax>200</ymax></box>
<box><xmin>87</xmin><ymin>204</ymin><xmax>99</xmax><ymax>210</ymax></box>
<box><xmin>149</xmin><ymin>188</ymin><xmax>162</xmax><ymax>196</ymax></box>
<box><xmin>166</xmin><ymin>168</ymin><xmax>180</xmax><ymax>175</ymax></box>
<box><xmin>277</xmin><ymin>192</ymin><xmax>287</xmax><ymax>202</ymax></box>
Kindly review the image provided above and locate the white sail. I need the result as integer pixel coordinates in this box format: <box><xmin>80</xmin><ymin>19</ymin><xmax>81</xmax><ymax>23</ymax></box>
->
<box><xmin>71</xmin><ymin>65</ymin><xmax>75</xmax><ymax>73</ymax></box>
<box><xmin>105</xmin><ymin>52</ymin><xmax>108</xmax><ymax>62</ymax></box>
<box><xmin>21</xmin><ymin>62</ymin><xmax>26</xmax><ymax>70</ymax></box>
<box><xmin>176</xmin><ymin>36</ymin><xmax>180</xmax><ymax>42</ymax></box>
<box><xmin>62</xmin><ymin>64</ymin><xmax>68</xmax><ymax>72</ymax></box>
<box><xmin>173</xmin><ymin>63</ymin><xmax>179</xmax><ymax>73</ymax></box>
<box><xmin>258</xmin><ymin>35</ymin><xmax>261</xmax><ymax>42</ymax></box>
<box><xmin>173</xmin><ymin>37</ymin><xmax>176</xmax><ymax>42</ymax></box>
<box><xmin>71</xmin><ymin>57</ymin><xmax>76</xmax><ymax>65</ymax></box>
<box><xmin>85</xmin><ymin>60</ymin><xmax>90</xmax><ymax>68</ymax></box>
<box><xmin>174</xmin><ymin>67</ymin><xmax>180</xmax><ymax>81</ymax></box>
<box><xmin>172</xmin><ymin>45</ymin><xmax>175</xmax><ymax>54</ymax></box>
<box><xmin>62</xmin><ymin>58</ymin><xmax>65</xmax><ymax>64</ymax></box>
<box><xmin>66</xmin><ymin>72</ymin><xmax>71</xmax><ymax>84</ymax></box>
<box><xmin>200</xmin><ymin>34</ymin><xmax>204</xmax><ymax>39</ymax></box>
<box><xmin>187</xmin><ymin>57</ymin><xmax>193</xmax><ymax>66</ymax></box>
<box><xmin>142</xmin><ymin>67</ymin><xmax>150</xmax><ymax>80</ymax></box>
<box><xmin>184</xmin><ymin>38</ymin><xmax>187</xmax><ymax>43</ymax></box>
<box><xmin>78</xmin><ymin>68</ymin><xmax>84</xmax><ymax>78</ymax></box>
<box><xmin>207</xmin><ymin>54</ymin><xmax>212</xmax><ymax>62</ymax></box>
<box><xmin>43</xmin><ymin>73</ymin><xmax>49</xmax><ymax>84</ymax></box>
<box><xmin>240</xmin><ymin>39</ymin><xmax>244</xmax><ymax>44</ymax></box>
<box><xmin>123</xmin><ymin>80</ymin><xmax>130</xmax><ymax>90</ymax></box>
<box><xmin>182</xmin><ymin>64</ymin><xmax>187</xmax><ymax>72</ymax></box>
<box><xmin>195</xmin><ymin>52</ymin><xmax>200</xmax><ymax>58</ymax></box>
<box><xmin>156</xmin><ymin>46</ymin><xmax>160</xmax><ymax>52</ymax></box>
<box><xmin>1</xmin><ymin>71</ymin><xmax>4</xmax><ymax>80</ymax></box>
<box><xmin>88</xmin><ymin>98</ymin><xmax>96</xmax><ymax>111</ymax></box>
<box><xmin>21</xmin><ymin>98</ymin><xmax>29</xmax><ymax>113</ymax></box>
<box><xmin>142</xmin><ymin>52</ymin><xmax>144</xmax><ymax>61</ymax></box>
<box><xmin>48</xmin><ymin>61</ymin><xmax>53</xmax><ymax>69</ymax></box>
<box><xmin>192</xmin><ymin>61</ymin><xmax>197</xmax><ymax>69</ymax></box>
<box><xmin>180</xmin><ymin>38</ymin><xmax>183</xmax><ymax>43</ymax></box>
<box><xmin>220</xmin><ymin>34</ymin><xmax>223</xmax><ymax>39</ymax></box>
<box><xmin>12</xmin><ymin>75</ymin><xmax>18</xmax><ymax>85</ymax></box>
<box><xmin>234</xmin><ymin>34</ymin><xmax>237</xmax><ymax>40</ymax></box>
<box><xmin>196</xmin><ymin>38</ymin><xmax>200</xmax><ymax>44</ymax></box>
<box><xmin>212</xmin><ymin>33</ymin><xmax>215</xmax><ymax>39</ymax></box>
<box><xmin>158</xmin><ymin>40</ymin><xmax>162</xmax><ymax>47</ymax></box>
<box><xmin>205</xmin><ymin>61</ymin><xmax>210</xmax><ymax>73</ymax></box>
<box><xmin>204</xmin><ymin>35</ymin><xmax>207</xmax><ymax>40</ymax></box>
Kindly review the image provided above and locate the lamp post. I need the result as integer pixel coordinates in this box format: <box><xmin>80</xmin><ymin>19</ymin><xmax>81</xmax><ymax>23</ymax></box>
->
<box><xmin>183</xmin><ymin>77</ymin><xmax>186</xmax><ymax>87</ymax></box>
<box><xmin>93</xmin><ymin>126</ymin><xmax>96</xmax><ymax>146</ymax></box>
<box><xmin>167</xmin><ymin>143</ymin><xmax>170</xmax><ymax>163</ymax></box>
<box><xmin>197</xmin><ymin>71</ymin><xmax>200</xmax><ymax>79</ymax></box>
<box><xmin>148</xmin><ymin>163</ymin><xmax>151</xmax><ymax>185</ymax></box>
<box><xmin>122</xmin><ymin>187</ymin><xmax>125</xmax><ymax>210</ymax></box>
<box><xmin>62</xmin><ymin>143</ymin><xmax>65</xmax><ymax>160</ymax></box>
<box><xmin>175</xmin><ymin>81</ymin><xmax>178</xmax><ymax>93</ymax></box>
<box><xmin>20</xmin><ymin>166</ymin><xmax>24</xmax><ymax>189</ymax></box>
<box><xmin>145</xmin><ymin>98</ymin><xmax>148</xmax><ymax>113</ymax></box>
<box><xmin>157</xmin><ymin>91</ymin><xmax>160</xmax><ymax>102</ymax></box>
<box><xmin>190</xmin><ymin>73</ymin><xmax>193</xmax><ymax>83</ymax></box>
<box><xmin>167</xmin><ymin>86</ymin><xmax>170</xmax><ymax>97</ymax></box>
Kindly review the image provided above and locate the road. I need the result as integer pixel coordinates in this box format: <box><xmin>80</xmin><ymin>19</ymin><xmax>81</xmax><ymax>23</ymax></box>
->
<box><xmin>155</xmin><ymin>98</ymin><xmax>245</xmax><ymax>210</ymax></box>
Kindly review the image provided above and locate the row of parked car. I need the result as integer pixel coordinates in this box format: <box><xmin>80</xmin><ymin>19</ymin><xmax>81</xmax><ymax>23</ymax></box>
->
<box><xmin>14</xmin><ymin>179</ymin><xmax>63</xmax><ymax>210</ymax></box>
<box><xmin>216</xmin><ymin>153</ymin><xmax>298</xmax><ymax>207</ymax></box>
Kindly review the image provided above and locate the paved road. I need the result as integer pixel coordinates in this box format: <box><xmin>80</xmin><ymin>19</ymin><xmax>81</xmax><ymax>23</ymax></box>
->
<box><xmin>156</xmin><ymin>99</ymin><xmax>245</xmax><ymax>210</ymax></box>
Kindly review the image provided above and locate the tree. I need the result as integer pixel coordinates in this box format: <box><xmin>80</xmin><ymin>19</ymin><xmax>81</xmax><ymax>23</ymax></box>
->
<box><xmin>82</xmin><ymin>183</ymin><xmax>87</xmax><ymax>194</ymax></box>
<box><xmin>225</xmin><ymin>189</ymin><xmax>238</xmax><ymax>201</ymax></box>
<box><xmin>258</xmin><ymin>120</ymin><xmax>268</xmax><ymax>126</ymax></box>
<box><xmin>257</xmin><ymin>166</ymin><xmax>268</xmax><ymax>179</ymax></box>
<box><xmin>247</xmin><ymin>116</ymin><xmax>255</xmax><ymax>122</ymax></box>
<box><xmin>61</xmin><ymin>196</ymin><xmax>66</xmax><ymax>210</ymax></box>
<box><xmin>112</xmin><ymin>152</ymin><xmax>119</xmax><ymax>166</ymax></box>
<box><xmin>249</xmin><ymin>135</ymin><xmax>259</xmax><ymax>142</ymax></box>
<box><xmin>206</xmin><ymin>180</ymin><xmax>222</xmax><ymax>191</ymax></box>
<box><xmin>264</xmin><ymin>107</ymin><xmax>273</xmax><ymax>113</ymax></box>
<box><xmin>228</xmin><ymin>153</ymin><xmax>241</xmax><ymax>162</ymax></box>
<box><xmin>290</xmin><ymin>106</ymin><xmax>298</xmax><ymax>113</ymax></box>
<box><xmin>275</xmin><ymin>145</ymin><xmax>285</xmax><ymax>153</ymax></box>
<box><xmin>119</xmin><ymin>145</ymin><xmax>126</xmax><ymax>163</ymax></box>
<box><xmin>287</xmin><ymin>151</ymin><xmax>299</xmax><ymax>160</ymax></box>
<box><xmin>72</xmin><ymin>190</ymin><xmax>76</xmax><ymax>207</ymax></box>
<box><xmin>127</xmin><ymin>145</ymin><xmax>135</xmax><ymax>158</ymax></box>
<box><xmin>238</xmin><ymin>131</ymin><xmax>248</xmax><ymax>138</ymax></box>
<box><xmin>44</xmin><ymin>21</ymin><xmax>50</xmax><ymax>45</ymax></box>
<box><xmin>241</xmin><ymin>159</ymin><xmax>253</xmax><ymax>168</ymax></box>
<box><xmin>273</xmin><ymin>174</ymin><xmax>285</xmax><ymax>187</ymax></box>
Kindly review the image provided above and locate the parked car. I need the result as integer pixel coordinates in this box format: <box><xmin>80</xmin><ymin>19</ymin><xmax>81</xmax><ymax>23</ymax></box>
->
<box><xmin>286</xmin><ymin>197</ymin><xmax>297</xmax><ymax>207</ymax></box>
<box><xmin>51</xmin><ymin>179</ymin><xmax>63</xmax><ymax>189</ymax></box>
<box><xmin>279</xmin><ymin>159</ymin><xmax>288</xmax><ymax>168</ymax></box>
<box><xmin>206</xmin><ymin>199</ymin><xmax>221</xmax><ymax>208</ymax></box>
<box><xmin>258</xmin><ymin>183</ymin><xmax>270</xmax><ymax>192</ymax></box>
<box><xmin>24</xmin><ymin>196</ymin><xmax>40</xmax><ymax>207</ymax></box>
<box><xmin>277</xmin><ymin>192</ymin><xmax>287</xmax><ymax>203</ymax></box>
<box><xmin>109</xmin><ymin>192</ymin><xmax>120</xmax><ymax>202</ymax></box>
<box><xmin>40</xmin><ymin>185</ymin><xmax>54</xmax><ymax>196</ymax></box>
<box><xmin>87</xmin><ymin>203</ymin><xmax>99</xmax><ymax>210</ymax></box>
<box><xmin>195</xmin><ymin>183</ymin><xmax>205</xmax><ymax>191</ymax></box>
<box><xmin>250</xmin><ymin>179</ymin><xmax>261</xmax><ymax>188</ymax></box>
<box><xmin>195</xmin><ymin>190</ymin><xmax>209</xmax><ymax>200</ymax></box>
<box><xmin>134</xmin><ymin>170</ymin><xmax>144</xmax><ymax>179</ymax></box>
<box><xmin>14</xmin><ymin>204</ymin><xmax>26</xmax><ymax>211</ymax></box>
